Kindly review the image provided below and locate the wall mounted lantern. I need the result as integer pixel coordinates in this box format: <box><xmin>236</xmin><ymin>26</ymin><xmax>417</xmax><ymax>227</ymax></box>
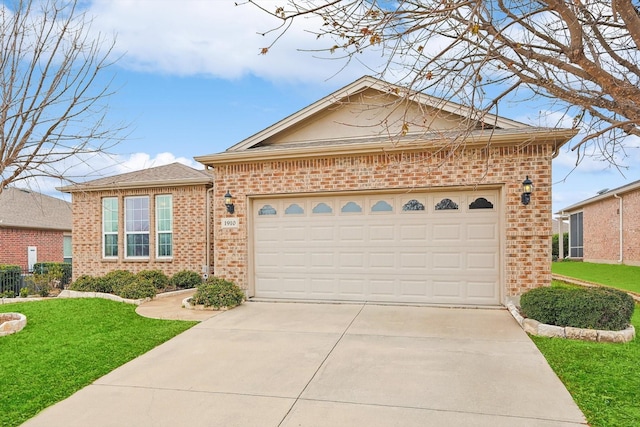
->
<box><xmin>521</xmin><ymin>176</ymin><xmax>533</xmax><ymax>205</ymax></box>
<box><xmin>224</xmin><ymin>190</ymin><xmax>235</xmax><ymax>214</ymax></box>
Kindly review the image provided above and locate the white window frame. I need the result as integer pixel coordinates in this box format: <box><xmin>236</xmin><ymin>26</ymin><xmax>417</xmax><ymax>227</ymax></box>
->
<box><xmin>102</xmin><ymin>197</ymin><xmax>118</xmax><ymax>259</ymax></box>
<box><xmin>155</xmin><ymin>194</ymin><xmax>173</xmax><ymax>259</ymax></box>
<box><xmin>124</xmin><ymin>196</ymin><xmax>150</xmax><ymax>259</ymax></box>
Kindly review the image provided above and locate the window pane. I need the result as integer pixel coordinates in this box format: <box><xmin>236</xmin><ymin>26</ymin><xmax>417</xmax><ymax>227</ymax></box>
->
<box><xmin>104</xmin><ymin>234</ymin><xmax>118</xmax><ymax>257</ymax></box>
<box><xmin>158</xmin><ymin>233</ymin><xmax>172</xmax><ymax>257</ymax></box>
<box><xmin>63</xmin><ymin>236</ymin><xmax>72</xmax><ymax>258</ymax></box>
<box><xmin>125</xmin><ymin>197</ymin><xmax>149</xmax><ymax>232</ymax></box>
<box><xmin>126</xmin><ymin>234</ymin><xmax>149</xmax><ymax>257</ymax></box>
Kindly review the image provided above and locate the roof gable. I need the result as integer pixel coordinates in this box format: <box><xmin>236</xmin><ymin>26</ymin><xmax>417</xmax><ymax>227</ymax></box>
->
<box><xmin>224</xmin><ymin>75</ymin><xmax>528</xmax><ymax>153</ymax></box>
<box><xmin>58</xmin><ymin>162</ymin><xmax>213</xmax><ymax>193</ymax></box>
<box><xmin>0</xmin><ymin>187</ymin><xmax>71</xmax><ymax>231</ymax></box>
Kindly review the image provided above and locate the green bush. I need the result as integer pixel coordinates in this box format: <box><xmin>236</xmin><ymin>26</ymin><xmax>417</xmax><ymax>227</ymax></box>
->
<box><xmin>191</xmin><ymin>277</ymin><xmax>244</xmax><ymax>309</ymax></box>
<box><xmin>69</xmin><ymin>275</ymin><xmax>101</xmax><ymax>292</ymax></box>
<box><xmin>118</xmin><ymin>279</ymin><xmax>157</xmax><ymax>300</ymax></box>
<box><xmin>520</xmin><ymin>286</ymin><xmax>635</xmax><ymax>331</ymax></box>
<box><xmin>0</xmin><ymin>264</ymin><xmax>22</xmax><ymax>297</ymax></box>
<box><xmin>32</xmin><ymin>262</ymin><xmax>72</xmax><ymax>287</ymax></box>
<box><xmin>101</xmin><ymin>270</ymin><xmax>136</xmax><ymax>295</ymax></box>
<box><xmin>551</xmin><ymin>232</ymin><xmax>569</xmax><ymax>260</ymax></box>
<box><xmin>169</xmin><ymin>270</ymin><xmax>203</xmax><ymax>289</ymax></box>
<box><xmin>136</xmin><ymin>270</ymin><xmax>169</xmax><ymax>290</ymax></box>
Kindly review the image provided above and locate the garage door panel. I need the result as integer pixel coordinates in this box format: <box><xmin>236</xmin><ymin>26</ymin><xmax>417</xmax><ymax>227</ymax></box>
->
<box><xmin>253</xmin><ymin>190</ymin><xmax>500</xmax><ymax>305</ymax></box>
<box><xmin>310</xmin><ymin>252</ymin><xmax>334</xmax><ymax>268</ymax></box>
<box><xmin>467</xmin><ymin>281</ymin><xmax>498</xmax><ymax>299</ymax></box>
<box><xmin>432</xmin><ymin>252</ymin><xmax>462</xmax><ymax>269</ymax></box>
<box><xmin>433</xmin><ymin>280</ymin><xmax>463</xmax><ymax>298</ymax></box>
<box><xmin>400</xmin><ymin>224</ymin><xmax>427</xmax><ymax>240</ymax></box>
<box><xmin>467</xmin><ymin>252</ymin><xmax>498</xmax><ymax>270</ymax></box>
<box><xmin>432</xmin><ymin>223</ymin><xmax>461</xmax><ymax>241</ymax></box>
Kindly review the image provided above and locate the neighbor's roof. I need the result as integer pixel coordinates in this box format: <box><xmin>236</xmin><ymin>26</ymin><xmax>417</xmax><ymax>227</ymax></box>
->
<box><xmin>0</xmin><ymin>187</ymin><xmax>71</xmax><ymax>231</ymax></box>
<box><xmin>556</xmin><ymin>178</ymin><xmax>640</xmax><ymax>214</ymax></box>
<box><xmin>57</xmin><ymin>162</ymin><xmax>213</xmax><ymax>193</ymax></box>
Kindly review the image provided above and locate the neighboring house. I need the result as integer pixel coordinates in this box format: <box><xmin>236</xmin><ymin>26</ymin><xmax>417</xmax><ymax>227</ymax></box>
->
<box><xmin>58</xmin><ymin>163</ymin><xmax>214</xmax><ymax>279</ymax></box>
<box><xmin>194</xmin><ymin>76</ymin><xmax>576</xmax><ymax>306</ymax></box>
<box><xmin>0</xmin><ymin>187</ymin><xmax>72</xmax><ymax>271</ymax></box>
<box><xmin>556</xmin><ymin>180</ymin><xmax>640</xmax><ymax>266</ymax></box>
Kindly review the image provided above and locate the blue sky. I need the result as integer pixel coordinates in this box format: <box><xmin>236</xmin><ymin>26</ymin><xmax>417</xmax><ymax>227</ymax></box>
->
<box><xmin>33</xmin><ymin>0</ymin><xmax>640</xmax><ymax>215</ymax></box>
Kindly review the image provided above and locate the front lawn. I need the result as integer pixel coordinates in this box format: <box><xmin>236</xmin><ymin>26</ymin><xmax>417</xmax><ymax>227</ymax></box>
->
<box><xmin>552</xmin><ymin>261</ymin><xmax>640</xmax><ymax>294</ymax></box>
<box><xmin>534</xmin><ymin>266</ymin><xmax>639</xmax><ymax>427</ymax></box>
<box><xmin>532</xmin><ymin>307</ymin><xmax>639</xmax><ymax>427</ymax></box>
<box><xmin>0</xmin><ymin>298</ymin><xmax>197</xmax><ymax>427</ymax></box>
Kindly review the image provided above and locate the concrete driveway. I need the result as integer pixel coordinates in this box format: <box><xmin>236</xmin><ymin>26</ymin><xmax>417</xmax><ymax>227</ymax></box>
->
<box><xmin>22</xmin><ymin>302</ymin><xmax>587</xmax><ymax>427</ymax></box>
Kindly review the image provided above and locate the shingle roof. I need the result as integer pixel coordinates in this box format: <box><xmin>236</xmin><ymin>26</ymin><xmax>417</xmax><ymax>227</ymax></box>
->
<box><xmin>556</xmin><ymin>178</ymin><xmax>640</xmax><ymax>214</ymax></box>
<box><xmin>58</xmin><ymin>162</ymin><xmax>213</xmax><ymax>192</ymax></box>
<box><xmin>0</xmin><ymin>187</ymin><xmax>71</xmax><ymax>231</ymax></box>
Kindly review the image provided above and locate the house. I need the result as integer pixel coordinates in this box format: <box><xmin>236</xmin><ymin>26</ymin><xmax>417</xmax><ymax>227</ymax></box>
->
<box><xmin>58</xmin><ymin>162</ymin><xmax>214</xmax><ymax>278</ymax></box>
<box><xmin>556</xmin><ymin>180</ymin><xmax>640</xmax><ymax>266</ymax></box>
<box><xmin>193</xmin><ymin>76</ymin><xmax>576</xmax><ymax>306</ymax></box>
<box><xmin>62</xmin><ymin>76</ymin><xmax>576</xmax><ymax>305</ymax></box>
<box><xmin>0</xmin><ymin>187</ymin><xmax>72</xmax><ymax>271</ymax></box>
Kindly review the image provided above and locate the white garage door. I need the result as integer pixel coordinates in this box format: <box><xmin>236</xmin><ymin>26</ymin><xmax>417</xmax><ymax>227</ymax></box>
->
<box><xmin>252</xmin><ymin>190</ymin><xmax>500</xmax><ymax>305</ymax></box>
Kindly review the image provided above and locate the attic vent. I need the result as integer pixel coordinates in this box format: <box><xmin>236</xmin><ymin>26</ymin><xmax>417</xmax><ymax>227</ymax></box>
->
<box><xmin>596</xmin><ymin>188</ymin><xmax>609</xmax><ymax>195</ymax></box>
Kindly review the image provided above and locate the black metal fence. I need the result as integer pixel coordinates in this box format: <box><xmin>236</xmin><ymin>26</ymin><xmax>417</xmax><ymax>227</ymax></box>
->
<box><xmin>0</xmin><ymin>267</ymin><xmax>26</xmax><ymax>297</ymax></box>
<box><xmin>0</xmin><ymin>263</ymin><xmax>72</xmax><ymax>297</ymax></box>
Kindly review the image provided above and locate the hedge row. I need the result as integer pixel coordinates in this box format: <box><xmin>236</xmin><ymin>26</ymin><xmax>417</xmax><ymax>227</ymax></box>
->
<box><xmin>69</xmin><ymin>269</ymin><xmax>203</xmax><ymax>299</ymax></box>
<box><xmin>520</xmin><ymin>286</ymin><xmax>634</xmax><ymax>331</ymax></box>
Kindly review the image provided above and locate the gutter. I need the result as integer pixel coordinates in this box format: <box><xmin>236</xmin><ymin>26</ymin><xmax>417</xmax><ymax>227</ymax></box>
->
<box><xmin>614</xmin><ymin>193</ymin><xmax>623</xmax><ymax>263</ymax></box>
<box><xmin>205</xmin><ymin>186</ymin><xmax>215</xmax><ymax>279</ymax></box>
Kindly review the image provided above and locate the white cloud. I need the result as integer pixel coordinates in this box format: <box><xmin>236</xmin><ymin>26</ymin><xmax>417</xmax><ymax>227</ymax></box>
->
<box><xmin>86</xmin><ymin>0</ymin><xmax>376</xmax><ymax>84</ymax></box>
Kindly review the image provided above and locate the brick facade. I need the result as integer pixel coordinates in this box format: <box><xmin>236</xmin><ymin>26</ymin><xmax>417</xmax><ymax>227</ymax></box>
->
<box><xmin>0</xmin><ymin>228</ymin><xmax>65</xmax><ymax>270</ymax></box>
<box><xmin>212</xmin><ymin>143</ymin><xmax>556</xmax><ymax>300</ymax></box>
<box><xmin>581</xmin><ymin>188</ymin><xmax>640</xmax><ymax>266</ymax></box>
<box><xmin>71</xmin><ymin>184</ymin><xmax>213</xmax><ymax>279</ymax></box>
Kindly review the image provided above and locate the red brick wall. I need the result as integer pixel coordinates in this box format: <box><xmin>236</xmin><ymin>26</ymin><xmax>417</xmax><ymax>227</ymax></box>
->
<box><xmin>212</xmin><ymin>143</ymin><xmax>556</xmax><ymax>300</ymax></box>
<box><xmin>0</xmin><ymin>228</ymin><xmax>64</xmax><ymax>270</ymax></box>
<box><xmin>70</xmin><ymin>184</ymin><xmax>212</xmax><ymax>280</ymax></box>
<box><xmin>583</xmin><ymin>189</ymin><xmax>640</xmax><ymax>266</ymax></box>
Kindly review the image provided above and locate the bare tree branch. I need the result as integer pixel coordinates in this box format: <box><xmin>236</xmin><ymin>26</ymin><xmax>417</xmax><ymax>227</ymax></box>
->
<box><xmin>0</xmin><ymin>0</ymin><xmax>126</xmax><ymax>193</ymax></box>
<box><xmin>246</xmin><ymin>0</ymin><xmax>640</xmax><ymax>166</ymax></box>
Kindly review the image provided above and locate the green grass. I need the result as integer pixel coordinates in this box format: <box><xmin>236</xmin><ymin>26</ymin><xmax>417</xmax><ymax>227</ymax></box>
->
<box><xmin>534</xmin><ymin>266</ymin><xmax>639</xmax><ymax>427</ymax></box>
<box><xmin>532</xmin><ymin>307</ymin><xmax>640</xmax><ymax>427</ymax></box>
<box><xmin>552</xmin><ymin>261</ymin><xmax>640</xmax><ymax>294</ymax></box>
<box><xmin>0</xmin><ymin>298</ymin><xmax>196</xmax><ymax>427</ymax></box>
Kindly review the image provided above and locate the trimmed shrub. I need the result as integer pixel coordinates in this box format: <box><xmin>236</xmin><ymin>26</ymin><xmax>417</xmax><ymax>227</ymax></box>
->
<box><xmin>118</xmin><ymin>279</ymin><xmax>157</xmax><ymax>300</ymax></box>
<box><xmin>520</xmin><ymin>286</ymin><xmax>635</xmax><ymax>331</ymax></box>
<box><xmin>136</xmin><ymin>270</ymin><xmax>169</xmax><ymax>290</ymax></box>
<box><xmin>101</xmin><ymin>270</ymin><xmax>136</xmax><ymax>295</ymax></box>
<box><xmin>33</xmin><ymin>262</ymin><xmax>72</xmax><ymax>287</ymax></box>
<box><xmin>551</xmin><ymin>232</ymin><xmax>569</xmax><ymax>260</ymax></box>
<box><xmin>69</xmin><ymin>275</ymin><xmax>101</xmax><ymax>292</ymax></box>
<box><xmin>191</xmin><ymin>277</ymin><xmax>244</xmax><ymax>309</ymax></box>
<box><xmin>169</xmin><ymin>270</ymin><xmax>202</xmax><ymax>289</ymax></box>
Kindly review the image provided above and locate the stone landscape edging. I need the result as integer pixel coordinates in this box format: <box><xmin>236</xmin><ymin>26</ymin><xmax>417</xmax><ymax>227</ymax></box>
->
<box><xmin>0</xmin><ymin>312</ymin><xmax>27</xmax><ymax>337</ymax></box>
<box><xmin>506</xmin><ymin>299</ymin><xmax>635</xmax><ymax>343</ymax></box>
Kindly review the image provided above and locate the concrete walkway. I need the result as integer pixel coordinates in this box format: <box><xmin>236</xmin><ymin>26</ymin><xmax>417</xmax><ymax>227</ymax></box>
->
<box><xmin>22</xmin><ymin>301</ymin><xmax>587</xmax><ymax>427</ymax></box>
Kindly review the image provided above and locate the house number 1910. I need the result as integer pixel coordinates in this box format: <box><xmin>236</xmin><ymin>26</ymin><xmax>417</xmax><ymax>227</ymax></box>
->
<box><xmin>221</xmin><ymin>218</ymin><xmax>239</xmax><ymax>229</ymax></box>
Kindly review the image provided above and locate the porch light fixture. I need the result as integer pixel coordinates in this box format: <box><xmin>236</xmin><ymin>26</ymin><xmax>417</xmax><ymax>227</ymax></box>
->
<box><xmin>224</xmin><ymin>190</ymin><xmax>235</xmax><ymax>214</ymax></box>
<box><xmin>521</xmin><ymin>176</ymin><xmax>533</xmax><ymax>205</ymax></box>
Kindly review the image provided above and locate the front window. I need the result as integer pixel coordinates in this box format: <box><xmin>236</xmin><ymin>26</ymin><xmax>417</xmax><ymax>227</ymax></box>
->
<box><xmin>125</xmin><ymin>196</ymin><xmax>150</xmax><ymax>258</ymax></box>
<box><xmin>569</xmin><ymin>212</ymin><xmax>583</xmax><ymax>258</ymax></box>
<box><xmin>102</xmin><ymin>198</ymin><xmax>118</xmax><ymax>258</ymax></box>
<box><xmin>156</xmin><ymin>195</ymin><xmax>173</xmax><ymax>258</ymax></box>
<box><xmin>63</xmin><ymin>235</ymin><xmax>72</xmax><ymax>263</ymax></box>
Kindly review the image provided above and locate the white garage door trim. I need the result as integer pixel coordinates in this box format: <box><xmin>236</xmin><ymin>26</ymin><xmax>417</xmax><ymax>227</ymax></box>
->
<box><xmin>250</xmin><ymin>190</ymin><xmax>501</xmax><ymax>305</ymax></box>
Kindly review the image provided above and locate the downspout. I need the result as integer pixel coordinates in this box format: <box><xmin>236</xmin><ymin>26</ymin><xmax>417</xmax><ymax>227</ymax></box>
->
<box><xmin>613</xmin><ymin>193</ymin><xmax>623</xmax><ymax>263</ymax></box>
<box><xmin>206</xmin><ymin>185</ymin><xmax>216</xmax><ymax>278</ymax></box>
